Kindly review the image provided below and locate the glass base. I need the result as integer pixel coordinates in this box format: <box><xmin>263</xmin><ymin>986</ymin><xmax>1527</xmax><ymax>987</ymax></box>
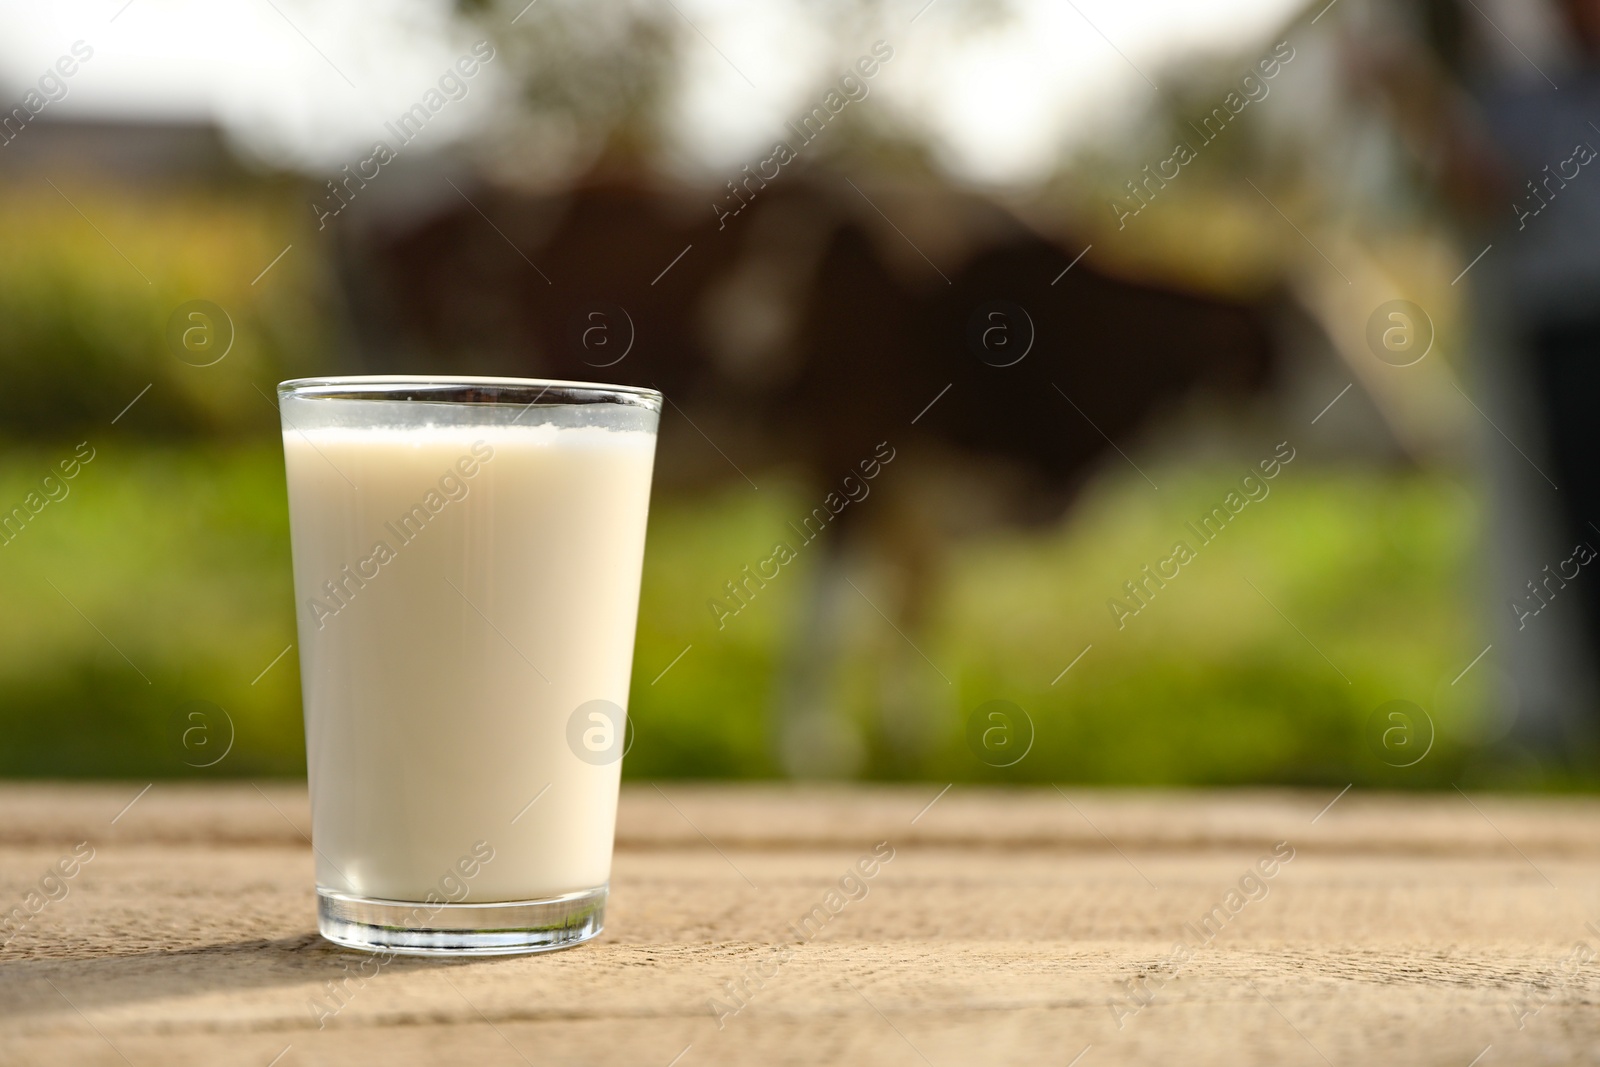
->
<box><xmin>317</xmin><ymin>884</ymin><xmax>606</xmax><ymax>956</ymax></box>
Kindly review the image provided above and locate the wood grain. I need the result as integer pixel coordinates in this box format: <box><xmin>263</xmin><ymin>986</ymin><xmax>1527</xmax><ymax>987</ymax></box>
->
<box><xmin>1</xmin><ymin>783</ymin><xmax>1597</xmax><ymax>1065</ymax></box>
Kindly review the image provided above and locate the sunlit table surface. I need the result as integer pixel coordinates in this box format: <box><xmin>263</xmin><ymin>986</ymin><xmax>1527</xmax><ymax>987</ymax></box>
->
<box><xmin>2</xmin><ymin>782</ymin><xmax>1598</xmax><ymax>1065</ymax></box>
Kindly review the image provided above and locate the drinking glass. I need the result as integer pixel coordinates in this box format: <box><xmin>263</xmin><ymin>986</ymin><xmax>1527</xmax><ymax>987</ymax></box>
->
<box><xmin>277</xmin><ymin>376</ymin><xmax>660</xmax><ymax>954</ymax></box>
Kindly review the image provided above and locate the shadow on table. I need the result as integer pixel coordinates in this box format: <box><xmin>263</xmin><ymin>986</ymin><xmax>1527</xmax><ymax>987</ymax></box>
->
<box><xmin>0</xmin><ymin>933</ymin><xmax>483</xmax><ymax>1020</ymax></box>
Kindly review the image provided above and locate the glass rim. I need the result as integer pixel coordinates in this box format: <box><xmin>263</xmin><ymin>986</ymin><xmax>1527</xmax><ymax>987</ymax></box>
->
<box><xmin>277</xmin><ymin>375</ymin><xmax>662</xmax><ymax>412</ymax></box>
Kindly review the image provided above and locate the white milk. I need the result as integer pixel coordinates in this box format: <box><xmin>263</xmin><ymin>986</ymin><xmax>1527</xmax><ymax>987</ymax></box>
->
<box><xmin>282</xmin><ymin>415</ymin><xmax>656</xmax><ymax>902</ymax></box>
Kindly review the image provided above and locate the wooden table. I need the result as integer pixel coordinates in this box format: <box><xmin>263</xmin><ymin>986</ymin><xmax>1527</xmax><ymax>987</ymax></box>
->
<box><xmin>2</xmin><ymin>783</ymin><xmax>1597</xmax><ymax>1065</ymax></box>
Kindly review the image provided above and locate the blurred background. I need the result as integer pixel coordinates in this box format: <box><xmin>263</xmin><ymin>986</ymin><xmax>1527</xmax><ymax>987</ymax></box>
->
<box><xmin>2</xmin><ymin>0</ymin><xmax>1596</xmax><ymax>788</ymax></box>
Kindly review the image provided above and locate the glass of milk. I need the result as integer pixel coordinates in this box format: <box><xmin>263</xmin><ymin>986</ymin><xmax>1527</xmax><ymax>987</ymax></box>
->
<box><xmin>277</xmin><ymin>376</ymin><xmax>660</xmax><ymax>954</ymax></box>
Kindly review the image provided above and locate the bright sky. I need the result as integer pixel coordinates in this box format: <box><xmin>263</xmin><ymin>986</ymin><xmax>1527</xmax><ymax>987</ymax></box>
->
<box><xmin>0</xmin><ymin>0</ymin><xmax>1306</xmax><ymax>184</ymax></box>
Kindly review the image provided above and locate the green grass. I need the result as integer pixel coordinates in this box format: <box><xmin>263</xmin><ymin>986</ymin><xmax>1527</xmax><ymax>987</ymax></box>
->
<box><xmin>0</xmin><ymin>445</ymin><xmax>302</xmax><ymax>776</ymax></box>
<box><xmin>0</xmin><ymin>440</ymin><xmax>1519</xmax><ymax>786</ymax></box>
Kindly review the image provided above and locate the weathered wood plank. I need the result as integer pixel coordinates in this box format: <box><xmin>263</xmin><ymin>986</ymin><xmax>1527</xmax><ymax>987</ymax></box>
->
<box><xmin>2</xmin><ymin>784</ymin><xmax>1597</xmax><ymax>1065</ymax></box>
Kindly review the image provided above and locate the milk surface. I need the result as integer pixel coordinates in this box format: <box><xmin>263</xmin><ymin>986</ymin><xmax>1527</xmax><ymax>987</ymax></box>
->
<box><xmin>282</xmin><ymin>410</ymin><xmax>656</xmax><ymax>902</ymax></box>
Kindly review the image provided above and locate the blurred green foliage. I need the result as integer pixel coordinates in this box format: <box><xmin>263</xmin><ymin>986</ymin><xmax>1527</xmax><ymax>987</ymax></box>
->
<box><xmin>0</xmin><ymin>438</ymin><xmax>1511</xmax><ymax>787</ymax></box>
<box><xmin>0</xmin><ymin>178</ymin><xmax>1535</xmax><ymax>787</ymax></box>
<box><xmin>630</xmin><ymin>461</ymin><xmax>1508</xmax><ymax>788</ymax></box>
<box><xmin>0</xmin><ymin>181</ymin><xmax>333</xmax><ymax>437</ymax></box>
<box><xmin>0</xmin><ymin>445</ymin><xmax>302</xmax><ymax>776</ymax></box>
